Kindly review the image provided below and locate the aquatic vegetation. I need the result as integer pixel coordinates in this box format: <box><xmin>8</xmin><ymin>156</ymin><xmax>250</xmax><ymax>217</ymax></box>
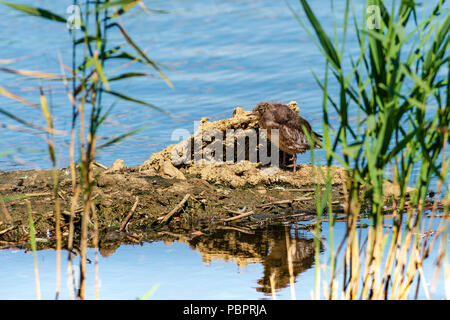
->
<box><xmin>293</xmin><ymin>0</ymin><xmax>449</xmax><ymax>299</ymax></box>
<box><xmin>0</xmin><ymin>0</ymin><xmax>172</xmax><ymax>299</ymax></box>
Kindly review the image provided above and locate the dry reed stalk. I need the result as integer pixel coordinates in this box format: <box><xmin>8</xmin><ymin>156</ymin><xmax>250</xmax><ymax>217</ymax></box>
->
<box><xmin>445</xmin><ymin>255</ymin><xmax>450</xmax><ymax>300</ymax></box>
<box><xmin>69</xmin><ymin>129</ymin><xmax>77</xmax><ymax>192</ymax></box>
<box><xmin>330</xmin><ymin>279</ymin><xmax>339</xmax><ymax>300</ymax></box>
<box><xmin>269</xmin><ymin>272</ymin><xmax>277</xmax><ymax>300</ymax></box>
<box><xmin>0</xmin><ymin>225</ymin><xmax>16</xmax><ymax>235</ymax></box>
<box><xmin>0</xmin><ymin>198</ymin><xmax>12</xmax><ymax>222</ymax></box>
<box><xmin>67</xmin><ymin>257</ymin><xmax>75</xmax><ymax>300</ymax></box>
<box><xmin>391</xmin><ymin>218</ymin><xmax>416</xmax><ymax>299</ymax></box>
<box><xmin>57</xmin><ymin>50</ymin><xmax>78</xmax><ymax>194</ymax></box>
<box><xmin>398</xmin><ymin>242</ymin><xmax>422</xmax><ymax>299</ymax></box>
<box><xmin>378</xmin><ymin>210</ymin><xmax>399</xmax><ymax>298</ymax></box>
<box><xmin>371</xmin><ymin>222</ymin><xmax>384</xmax><ymax>299</ymax></box>
<box><xmin>77</xmin><ymin>90</ymin><xmax>87</xmax><ymax>300</ymax></box>
<box><xmin>429</xmin><ymin>218</ymin><xmax>449</xmax><ymax>298</ymax></box>
<box><xmin>91</xmin><ymin>202</ymin><xmax>99</xmax><ymax>300</ymax></box>
<box><xmin>67</xmin><ymin>107</ymin><xmax>78</xmax><ymax>301</ymax></box>
<box><xmin>54</xmin><ymin>190</ymin><xmax>61</xmax><ymax>300</ymax></box>
<box><xmin>350</xmin><ymin>229</ymin><xmax>360</xmax><ymax>299</ymax></box>
<box><xmin>415</xmin><ymin>248</ymin><xmax>431</xmax><ymax>299</ymax></box>
<box><xmin>78</xmin><ymin>191</ymin><xmax>90</xmax><ymax>300</ymax></box>
<box><xmin>323</xmin><ymin>277</ymin><xmax>340</xmax><ymax>300</ymax></box>
<box><xmin>344</xmin><ymin>194</ymin><xmax>361</xmax><ymax>300</ymax></box>
<box><xmin>26</xmin><ymin>200</ymin><xmax>41</xmax><ymax>300</ymax></box>
<box><xmin>93</xmin><ymin>161</ymin><xmax>108</xmax><ymax>170</ymax></box>
<box><xmin>374</xmin><ymin>167</ymin><xmax>399</xmax><ymax>300</ymax></box>
<box><xmin>39</xmin><ymin>84</ymin><xmax>62</xmax><ymax>300</ymax></box>
<box><xmin>420</xmin><ymin>133</ymin><xmax>448</xmax><ymax>261</ymax></box>
<box><xmin>66</xmin><ymin>185</ymin><xmax>79</xmax><ymax>301</ymax></box>
<box><xmin>323</xmin><ymin>279</ymin><xmax>329</xmax><ymax>300</ymax></box>
<box><xmin>78</xmin><ymin>61</ymin><xmax>100</xmax><ymax>299</ymax></box>
<box><xmin>284</xmin><ymin>226</ymin><xmax>296</xmax><ymax>300</ymax></box>
<box><xmin>389</xmin><ymin>224</ymin><xmax>408</xmax><ymax>299</ymax></box>
<box><xmin>57</xmin><ymin>51</ymin><xmax>78</xmax><ymax>299</ymax></box>
<box><xmin>360</xmin><ymin>219</ymin><xmax>374</xmax><ymax>300</ymax></box>
<box><xmin>221</xmin><ymin>210</ymin><xmax>255</xmax><ymax>223</ymax></box>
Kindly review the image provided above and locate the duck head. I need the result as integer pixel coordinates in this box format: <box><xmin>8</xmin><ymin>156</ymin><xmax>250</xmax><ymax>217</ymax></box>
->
<box><xmin>248</xmin><ymin>102</ymin><xmax>270</xmax><ymax>118</ymax></box>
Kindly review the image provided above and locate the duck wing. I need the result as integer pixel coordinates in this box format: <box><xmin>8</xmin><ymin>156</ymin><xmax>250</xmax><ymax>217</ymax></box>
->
<box><xmin>263</xmin><ymin>103</ymin><xmax>322</xmax><ymax>148</ymax></box>
<box><xmin>268</xmin><ymin>103</ymin><xmax>297</xmax><ymax>126</ymax></box>
<box><xmin>280</xmin><ymin>125</ymin><xmax>308</xmax><ymax>149</ymax></box>
<box><xmin>274</xmin><ymin>105</ymin><xmax>322</xmax><ymax>136</ymax></box>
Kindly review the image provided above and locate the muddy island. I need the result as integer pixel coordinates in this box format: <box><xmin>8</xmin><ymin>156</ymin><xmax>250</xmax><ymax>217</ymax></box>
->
<box><xmin>0</xmin><ymin>102</ymin><xmax>416</xmax><ymax>253</ymax></box>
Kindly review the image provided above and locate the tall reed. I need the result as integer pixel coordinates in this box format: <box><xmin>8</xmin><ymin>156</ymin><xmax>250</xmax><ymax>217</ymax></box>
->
<box><xmin>26</xmin><ymin>200</ymin><xmax>41</xmax><ymax>300</ymax></box>
<box><xmin>292</xmin><ymin>0</ymin><xmax>449</xmax><ymax>299</ymax></box>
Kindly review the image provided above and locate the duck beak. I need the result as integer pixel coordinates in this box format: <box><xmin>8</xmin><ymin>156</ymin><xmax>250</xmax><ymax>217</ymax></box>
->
<box><xmin>247</xmin><ymin>112</ymin><xmax>257</xmax><ymax>116</ymax></box>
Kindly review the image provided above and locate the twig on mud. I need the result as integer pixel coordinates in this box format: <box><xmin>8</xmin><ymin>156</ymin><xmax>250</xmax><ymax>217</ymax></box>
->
<box><xmin>0</xmin><ymin>225</ymin><xmax>17</xmax><ymax>236</ymax></box>
<box><xmin>288</xmin><ymin>212</ymin><xmax>314</xmax><ymax>219</ymax></box>
<box><xmin>2</xmin><ymin>193</ymin><xmax>52</xmax><ymax>202</ymax></box>
<box><xmin>91</xmin><ymin>193</ymin><xmax>100</xmax><ymax>201</ymax></box>
<box><xmin>257</xmin><ymin>196</ymin><xmax>314</xmax><ymax>208</ymax></box>
<box><xmin>57</xmin><ymin>189</ymin><xmax>67</xmax><ymax>201</ymax></box>
<box><xmin>93</xmin><ymin>161</ymin><xmax>108</xmax><ymax>170</ymax></box>
<box><xmin>221</xmin><ymin>210</ymin><xmax>255</xmax><ymax>222</ymax></box>
<box><xmin>119</xmin><ymin>196</ymin><xmax>139</xmax><ymax>232</ymax></box>
<box><xmin>0</xmin><ymin>239</ymin><xmax>21</xmax><ymax>245</ymax></box>
<box><xmin>216</xmin><ymin>225</ymin><xmax>255</xmax><ymax>234</ymax></box>
<box><xmin>126</xmin><ymin>233</ymin><xmax>143</xmax><ymax>243</ymax></box>
<box><xmin>25</xmin><ymin>192</ymin><xmax>52</xmax><ymax>198</ymax></box>
<box><xmin>160</xmin><ymin>194</ymin><xmax>190</xmax><ymax>225</ymax></box>
<box><xmin>0</xmin><ymin>199</ymin><xmax>12</xmax><ymax>222</ymax></box>
<box><xmin>282</xmin><ymin>188</ymin><xmax>319</xmax><ymax>192</ymax></box>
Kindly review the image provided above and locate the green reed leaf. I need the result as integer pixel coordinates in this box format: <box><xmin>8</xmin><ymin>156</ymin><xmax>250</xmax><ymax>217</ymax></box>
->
<box><xmin>140</xmin><ymin>284</ymin><xmax>160</xmax><ymax>300</ymax></box>
<box><xmin>97</xmin><ymin>126</ymin><xmax>145</xmax><ymax>150</ymax></box>
<box><xmin>108</xmin><ymin>72</ymin><xmax>154</xmax><ymax>82</ymax></box>
<box><xmin>91</xmin><ymin>56</ymin><xmax>110</xmax><ymax>91</ymax></box>
<box><xmin>298</xmin><ymin>0</ymin><xmax>341</xmax><ymax>70</ymax></box>
<box><xmin>0</xmin><ymin>1</ymin><xmax>66</xmax><ymax>23</ymax></box>
<box><xmin>106</xmin><ymin>23</ymin><xmax>173</xmax><ymax>88</ymax></box>
<box><xmin>102</xmin><ymin>89</ymin><xmax>169</xmax><ymax>115</ymax></box>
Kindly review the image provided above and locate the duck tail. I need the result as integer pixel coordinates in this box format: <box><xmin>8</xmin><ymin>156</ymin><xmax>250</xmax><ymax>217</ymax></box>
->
<box><xmin>313</xmin><ymin>131</ymin><xmax>323</xmax><ymax>149</ymax></box>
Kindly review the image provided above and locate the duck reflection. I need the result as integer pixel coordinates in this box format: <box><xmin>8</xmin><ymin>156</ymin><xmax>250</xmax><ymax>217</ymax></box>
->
<box><xmin>98</xmin><ymin>223</ymin><xmax>321</xmax><ymax>295</ymax></box>
<box><xmin>186</xmin><ymin>224</ymin><xmax>320</xmax><ymax>295</ymax></box>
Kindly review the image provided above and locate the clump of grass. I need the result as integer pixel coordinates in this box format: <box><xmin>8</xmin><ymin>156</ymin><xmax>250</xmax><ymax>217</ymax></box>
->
<box><xmin>292</xmin><ymin>0</ymin><xmax>449</xmax><ymax>299</ymax></box>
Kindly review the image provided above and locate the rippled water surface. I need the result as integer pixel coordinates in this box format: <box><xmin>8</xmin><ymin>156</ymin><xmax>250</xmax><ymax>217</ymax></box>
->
<box><xmin>0</xmin><ymin>0</ymin><xmax>361</xmax><ymax>170</ymax></box>
<box><xmin>0</xmin><ymin>219</ymin><xmax>446</xmax><ymax>300</ymax></box>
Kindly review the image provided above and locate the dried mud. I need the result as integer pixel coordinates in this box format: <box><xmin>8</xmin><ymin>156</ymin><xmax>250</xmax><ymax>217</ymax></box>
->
<box><xmin>0</xmin><ymin>164</ymin><xmax>341</xmax><ymax>252</ymax></box>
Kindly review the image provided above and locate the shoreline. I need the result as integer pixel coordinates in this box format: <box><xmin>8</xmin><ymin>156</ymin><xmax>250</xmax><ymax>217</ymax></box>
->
<box><xmin>0</xmin><ymin>161</ymin><xmax>432</xmax><ymax>252</ymax></box>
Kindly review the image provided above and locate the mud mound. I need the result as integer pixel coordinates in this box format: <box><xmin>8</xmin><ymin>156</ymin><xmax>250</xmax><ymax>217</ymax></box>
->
<box><xmin>137</xmin><ymin>101</ymin><xmax>345</xmax><ymax>187</ymax></box>
<box><xmin>184</xmin><ymin>161</ymin><xmax>347</xmax><ymax>188</ymax></box>
<box><xmin>0</xmin><ymin>101</ymin><xmax>423</xmax><ymax>252</ymax></box>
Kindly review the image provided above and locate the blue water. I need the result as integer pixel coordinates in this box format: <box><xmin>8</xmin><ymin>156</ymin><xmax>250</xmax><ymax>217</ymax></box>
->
<box><xmin>0</xmin><ymin>219</ymin><xmax>447</xmax><ymax>300</ymax></box>
<box><xmin>0</xmin><ymin>0</ymin><xmax>448</xmax><ymax>300</ymax></box>
<box><xmin>0</xmin><ymin>0</ymin><xmax>357</xmax><ymax>170</ymax></box>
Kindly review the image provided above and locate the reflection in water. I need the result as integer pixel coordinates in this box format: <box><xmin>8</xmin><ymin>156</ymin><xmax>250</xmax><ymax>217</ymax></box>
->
<box><xmin>162</xmin><ymin>224</ymin><xmax>320</xmax><ymax>295</ymax></box>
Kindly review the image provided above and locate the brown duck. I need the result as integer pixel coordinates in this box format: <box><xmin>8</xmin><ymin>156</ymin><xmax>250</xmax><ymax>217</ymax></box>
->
<box><xmin>248</xmin><ymin>102</ymin><xmax>322</xmax><ymax>173</ymax></box>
